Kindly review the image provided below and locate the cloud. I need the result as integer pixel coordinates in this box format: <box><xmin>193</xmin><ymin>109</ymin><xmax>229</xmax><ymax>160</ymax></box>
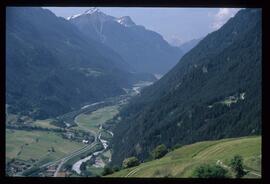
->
<box><xmin>211</xmin><ymin>8</ymin><xmax>242</xmax><ymax>30</ymax></box>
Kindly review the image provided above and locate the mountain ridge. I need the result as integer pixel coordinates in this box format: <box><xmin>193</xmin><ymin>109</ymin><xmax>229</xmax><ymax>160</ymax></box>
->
<box><xmin>68</xmin><ymin>8</ymin><xmax>184</xmax><ymax>74</ymax></box>
<box><xmin>110</xmin><ymin>8</ymin><xmax>261</xmax><ymax>166</ymax></box>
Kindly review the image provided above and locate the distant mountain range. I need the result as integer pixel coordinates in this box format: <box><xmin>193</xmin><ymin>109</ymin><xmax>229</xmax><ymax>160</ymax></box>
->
<box><xmin>178</xmin><ymin>38</ymin><xmax>203</xmax><ymax>53</ymax></box>
<box><xmin>6</xmin><ymin>7</ymin><xmax>155</xmax><ymax>119</ymax></box>
<box><xmin>111</xmin><ymin>9</ymin><xmax>262</xmax><ymax>166</ymax></box>
<box><xmin>68</xmin><ymin>8</ymin><xmax>184</xmax><ymax>74</ymax></box>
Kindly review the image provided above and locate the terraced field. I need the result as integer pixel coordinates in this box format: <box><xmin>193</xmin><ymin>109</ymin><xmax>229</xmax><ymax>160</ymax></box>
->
<box><xmin>108</xmin><ymin>136</ymin><xmax>261</xmax><ymax>178</ymax></box>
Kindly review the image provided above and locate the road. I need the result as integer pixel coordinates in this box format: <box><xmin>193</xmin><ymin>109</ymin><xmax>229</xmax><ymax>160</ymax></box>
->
<box><xmin>53</xmin><ymin>160</ymin><xmax>64</xmax><ymax>177</ymax></box>
<box><xmin>16</xmin><ymin>143</ymin><xmax>94</xmax><ymax>177</ymax></box>
<box><xmin>71</xmin><ymin>126</ymin><xmax>111</xmax><ymax>175</ymax></box>
<box><xmin>124</xmin><ymin>159</ymin><xmax>262</xmax><ymax>178</ymax></box>
<box><xmin>216</xmin><ymin>160</ymin><xmax>261</xmax><ymax>177</ymax></box>
<box><xmin>40</xmin><ymin>81</ymin><xmax>154</xmax><ymax>176</ymax></box>
<box><xmin>69</xmin><ymin>81</ymin><xmax>154</xmax><ymax>175</ymax></box>
<box><xmin>54</xmin><ymin>142</ymin><xmax>98</xmax><ymax>176</ymax></box>
<box><xmin>37</xmin><ymin>141</ymin><xmax>97</xmax><ymax>175</ymax></box>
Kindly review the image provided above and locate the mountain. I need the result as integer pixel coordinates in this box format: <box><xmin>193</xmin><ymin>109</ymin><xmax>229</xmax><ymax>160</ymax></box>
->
<box><xmin>6</xmin><ymin>7</ymin><xmax>154</xmax><ymax>119</ymax></box>
<box><xmin>165</xmin><ymin>36</ymin><xmax>183</xmax><ymax>47</ymax></box>
<box><xmin>178</xmin><ymin>38</ymin><xmax>203</xmax><ymax>54</ymax></box>
<box><xmin>110</xmin><ymin>9</ymin><xmax>261</xmax><ymax>166</ymax></box>
<box><xmin>68</xmin><ymin>8</ymin><xmax>183</xmax><ymax>74</ymax></box>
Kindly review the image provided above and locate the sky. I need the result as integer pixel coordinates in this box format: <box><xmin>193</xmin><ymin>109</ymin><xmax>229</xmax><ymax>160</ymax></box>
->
<box><xmin>44</xmin><ymin>7</ymin><xmax>241</xmax><ymax>46</ymax></box>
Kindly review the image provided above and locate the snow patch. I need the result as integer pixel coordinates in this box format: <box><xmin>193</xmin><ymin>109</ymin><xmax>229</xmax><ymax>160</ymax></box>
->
<box><xmin>67</xmin><ymin>13</ymin><xmax>83</xmax><ymax>20</ymax></box>
<box><xmin>115</xmin><ymin>16</ymin><xmax>135</xmax><ymax>27</ymax></box>
<box><xmin>84</xmin><ymin>7</ymin><xmax>100</xmax><ymax>15</ymax></box>
<box><xmin>154</xmin><ymin>74</ymin><xmax>163</xmax><ymax>80</ymax></box>
<box><xmin>67</xmin><ymin>7</ymin><xmax>100</xmax><ymax>20</ymax></box>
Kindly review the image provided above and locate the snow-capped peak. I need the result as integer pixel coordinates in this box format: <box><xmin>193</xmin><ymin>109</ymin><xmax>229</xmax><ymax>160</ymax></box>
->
<box><xmin>67</xmin><ymin>7</ymin><xmax>102</xmax><ymax>20</ymax></box>
<box><xmin>84</xmin><ymin>7</ymin><xmax>100</xmax><ymax>15</ymax></box>
<box><xmin>67</xmin><ymin>8</ymin><xmax>136</xmax><ymax>27</ymax></box>
<box><xmin>67</xmin><ymin>13</ymin><xmax>82</xmax><ymax>20</ymax></box>
<box><xmin>115</xmin><ymin>16</ymin><xmax>135</xmax><ymax>27</ymax></box>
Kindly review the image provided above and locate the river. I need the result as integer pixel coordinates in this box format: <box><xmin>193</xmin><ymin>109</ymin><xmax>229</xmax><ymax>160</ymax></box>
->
<box><xmin>71</xmin><ymin>126</ymin><xmax>112</xmax><ymax>174</ymax></box>
<box><xmin>71</xmin><ymin>81</ymin><xmax>153</xmax><ymax>175</ymax></box>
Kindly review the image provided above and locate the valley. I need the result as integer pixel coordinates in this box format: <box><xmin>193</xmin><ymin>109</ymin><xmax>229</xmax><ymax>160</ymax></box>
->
<box><xmin>5</xmin><ymin>81</ymin><xmax>153</xmax><ymax>177</ymax></box>
<box><xmin>5</xmin><ymin>7</ymin><xmax>262</xmax><ymax>179</ymax></box>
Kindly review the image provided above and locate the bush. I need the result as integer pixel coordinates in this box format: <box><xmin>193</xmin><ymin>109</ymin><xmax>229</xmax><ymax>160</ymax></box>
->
<box><xmin>102</xmin><ymin>166</ymin><xmax>114</xmax><ymax>176</ymax></box>
<box><xmin>65</xmin><ymin>164</ymin><xmax>72</xmax><ymax>171</ymax></box>
<box><xmin>192</xmin><ymin>163</ymin><xmax>229</xmax><ymax>178</ymax></box>
<box><xmin>151</xmin><ymin>144</ymin><xmax>168</xmax><ymax>159</ymax></box>
<box><xmin>229</xmin><ymin>155</ymin><xmax>247</xmax><ymax>178</ymax></box>
<box><xmin>122</xmin><ymin>156</ymin><xmax>140</xmax><ymax>168</ymax></box>
<box><xmin>171</xmin><ymin>143</ymin><xmax>182</xmax><ymax>151</ymax></box>
<box><xmin>80</xmin><ymin>162</ymin><xmax>87</xmax><ymax>171</ymax></box>
<box><xmin>153</xmin><ymin>168</ymin><xmax>172</xmax><ymax>177</ymax></box>
<box><xmin>113</xmin><ymin>166</ymin><xmax>120</xmax><ymax>172</ymax></box>
<box><xmin>81</xmin><ymin>170</ymin><xmax>93</xmax><ymax>177</ymax></box>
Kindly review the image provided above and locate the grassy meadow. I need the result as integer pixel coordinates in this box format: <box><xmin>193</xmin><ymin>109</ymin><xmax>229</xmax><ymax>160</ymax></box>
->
<box><xmin>6</xmin><ymin>129</ymin><xmax>84</xmax><ymax>163</ymax></box>
<box><xmin>108</xmin><ymin>136</ymin><xmax>261</xmax><ymax>178</ymax></box>
<box><xmin>74</xmin><ymin>105</ymin><xmax>119</xmax><ymax>133</ymax></box>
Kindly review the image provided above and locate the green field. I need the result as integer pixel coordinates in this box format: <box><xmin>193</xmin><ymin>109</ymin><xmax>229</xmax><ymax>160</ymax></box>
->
<box><xmin>100</xmin><ymin>130</ymin><xmax>113</xmax><ymax>140</ymax></box>
<box><xmin>103</xmin><ymin>150</ymin><xmax>112</xmax><ymax>160</ymax></box>
<box><xmin>74</xmin><ymin>105</ymin><xmax>119</xmax><ymax>133</ymax></box>
<box><xmin>6</xmin><ymin>112</ymin><xmax>59</xmax><ymax>130</ymax></box>
<box><xmin>32</xmin><ymin>119</ymin><xmax>59</xmax><ymax>129</ymax></box>
<box><xmin>87</xmin><ymin>165</ymin><xmax>104</xmax><ymax>176</ymax></box>
<box><xmin>6</xmin><ymin>129</ymin><xmax>84</xmax><ymax>163</ymax></box>
<box><xmin>108</xmin><ymin>136</ymin><xmax>261</xmax><ymax>178</ymax></box>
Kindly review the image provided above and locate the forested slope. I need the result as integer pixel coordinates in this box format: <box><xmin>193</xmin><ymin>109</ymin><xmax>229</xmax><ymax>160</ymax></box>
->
<box><xmin>111</xmin><ymin>9</ymin><xmax>262</xmax><ymax>165</ymax></box>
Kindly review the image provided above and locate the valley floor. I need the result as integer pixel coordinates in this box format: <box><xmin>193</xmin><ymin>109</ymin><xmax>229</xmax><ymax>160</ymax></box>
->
<box><xmin>5</xmin><ymin>81</ymin><xmax>152</xmax><ymax>177</ymax></box>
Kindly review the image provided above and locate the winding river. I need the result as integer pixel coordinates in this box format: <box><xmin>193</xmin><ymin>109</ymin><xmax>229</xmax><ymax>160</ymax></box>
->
<box><xmin>71</xmin><ymin>125</ymin><xmax>111</xmax><ymax>174</ymax></box>
<box><xmin>71</xmin><ymin>81</ymin><xmax>153</xmax><ymax>175</ymax></box>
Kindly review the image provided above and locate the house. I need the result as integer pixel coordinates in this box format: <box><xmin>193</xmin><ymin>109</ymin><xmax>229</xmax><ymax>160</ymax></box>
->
<box><xmin>47</xmin><ymin>165</ymin><xmax>57</xmax><ymax>172</ymax></box>
<box><xmin>64</xmin><ymin>122</ymin><xmax>71</xmax><ymax>128</ymax></box>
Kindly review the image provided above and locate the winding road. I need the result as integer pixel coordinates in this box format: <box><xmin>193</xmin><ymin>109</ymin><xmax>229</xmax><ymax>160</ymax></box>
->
<box><xmin>216</xmin><ymin>160</ymin><xmax>261</xmax><ymax>177</ymax></box>
<box><xmin>45</xmin><ymin>81</ymin><xmax>153</xmax><ymax>176</ymax></box>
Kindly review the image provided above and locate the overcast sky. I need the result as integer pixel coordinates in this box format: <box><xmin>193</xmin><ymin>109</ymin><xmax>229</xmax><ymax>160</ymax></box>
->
<box><xmin>44</xmin><ymin>7</ymin><xmax>241</xmax><ymax>46</ymax></box>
